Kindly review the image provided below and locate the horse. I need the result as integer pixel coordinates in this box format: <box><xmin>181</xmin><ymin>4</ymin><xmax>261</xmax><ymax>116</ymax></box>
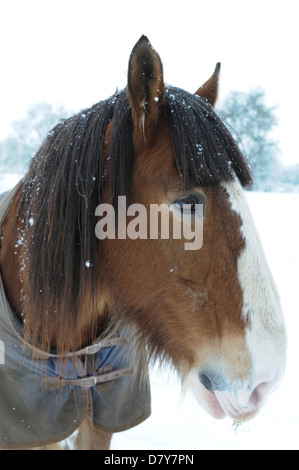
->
<box><xmin>0</xmin><ymin>36</ymin><xmax>287</xmax><ymax>450</ymax></box>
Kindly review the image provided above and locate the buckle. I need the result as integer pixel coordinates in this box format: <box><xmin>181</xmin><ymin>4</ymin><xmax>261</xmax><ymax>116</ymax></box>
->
<box><xmin>80</xmin><ymin>376</ymin><xmax>97</xmax><ymax>388</ymax></box>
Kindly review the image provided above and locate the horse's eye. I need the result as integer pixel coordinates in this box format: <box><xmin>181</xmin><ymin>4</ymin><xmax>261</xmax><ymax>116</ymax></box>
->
<box><xmin>173</xmin><ymin>194</ymin><xmax>205</xmax><ymax>214</ymax></box>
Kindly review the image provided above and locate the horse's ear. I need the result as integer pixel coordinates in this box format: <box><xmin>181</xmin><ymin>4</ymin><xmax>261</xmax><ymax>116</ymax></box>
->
<box><xmin>195</xmin><ymin>63</ymin><xmax>221</xmax><ymax>107</ymax></box>
<box><xmin>128</xmin><ymin>35</ymin><xmax>165</xmax><ymax>137</ymax></box>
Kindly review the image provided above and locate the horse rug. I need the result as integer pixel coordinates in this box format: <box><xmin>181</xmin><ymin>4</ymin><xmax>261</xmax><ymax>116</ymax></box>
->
<box><xmin>0</xmin><ymin>187</ymin><xmax>151</xmax><ymax>449</ymax></box>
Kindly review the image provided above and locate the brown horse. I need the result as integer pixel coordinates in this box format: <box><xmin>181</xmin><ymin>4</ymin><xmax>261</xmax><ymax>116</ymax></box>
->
<box><xmin>0</xmin><ymin>36</ymin><xmax>287</xmax><ymax>450</ymax></box>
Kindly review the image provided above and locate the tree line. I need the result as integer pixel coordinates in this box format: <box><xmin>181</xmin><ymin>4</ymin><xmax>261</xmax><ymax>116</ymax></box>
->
<box><xmin>220</xmin><ymin>88</ymin><xmax>298</xmax><ymax>191</ymax></box>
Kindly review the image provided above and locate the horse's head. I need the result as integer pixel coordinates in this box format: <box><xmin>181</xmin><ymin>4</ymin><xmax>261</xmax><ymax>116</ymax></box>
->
<box><xmin>14</xmin><ymin>35</ymin><xmax>286</xmax><ymax>424</ymax></box>
<box><xmin>99</xmin><ymin>36</ymin><xmax>287</xmax><ymax>422</ymax></box>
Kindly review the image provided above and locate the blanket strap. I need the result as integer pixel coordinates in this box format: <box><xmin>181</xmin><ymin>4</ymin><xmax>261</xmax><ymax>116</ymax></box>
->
<box><xmin>43</xmin><ymin>366</ymin><xmax>134</xmax><ymax>390</ymax></box>
<box><xmin>42</xmin><ymin>335</ymin><xmax>135</xmax><ymax>390</ymax></box>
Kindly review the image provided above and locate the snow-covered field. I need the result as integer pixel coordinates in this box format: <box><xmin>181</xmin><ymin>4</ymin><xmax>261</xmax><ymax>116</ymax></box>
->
<box><xmin>1</xmin><ymin>173</ymin><xmax>298</xmax><ymax>450</ymax></box>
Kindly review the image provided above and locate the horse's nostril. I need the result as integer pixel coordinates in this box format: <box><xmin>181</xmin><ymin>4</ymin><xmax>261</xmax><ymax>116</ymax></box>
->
<box><xmin>198</xmin><ymin>372</ymin><xmax>214</xmax><ymax>392</ymax></box>
<box><xmin>198</xmin><ymin>369</ymin><xmax>228</xmax><ymax>392</ymax></box>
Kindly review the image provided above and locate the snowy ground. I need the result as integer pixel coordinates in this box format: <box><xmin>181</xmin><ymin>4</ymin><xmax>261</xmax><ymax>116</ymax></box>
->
<box><xmin>1</xmin><ymin>173</ymin><xmax>298</xmax><ymax>450</ymax></box>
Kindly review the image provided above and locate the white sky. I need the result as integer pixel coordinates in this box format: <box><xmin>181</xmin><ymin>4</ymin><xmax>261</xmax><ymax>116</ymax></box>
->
<box><xmin>0</xmin><ymin>0</ymin><xmax>298</xmax><ymax>165</ymax></box>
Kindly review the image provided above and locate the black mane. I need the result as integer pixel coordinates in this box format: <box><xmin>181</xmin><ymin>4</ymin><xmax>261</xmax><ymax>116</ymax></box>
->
<box><xmin>165</xmin><ymin>87</ymin><xmax>253</xmax><ymax>188</ymax></box>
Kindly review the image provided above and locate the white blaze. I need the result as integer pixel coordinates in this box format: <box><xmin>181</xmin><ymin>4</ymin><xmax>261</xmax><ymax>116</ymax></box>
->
<box><xmin>222</xmin><ymin>180</ymin><xmax>287</xmax><ymax>390</ymax></box>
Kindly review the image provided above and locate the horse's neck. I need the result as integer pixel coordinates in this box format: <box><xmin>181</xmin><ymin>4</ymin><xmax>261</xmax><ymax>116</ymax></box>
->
<box><xmin>0</xmin><ymin>193</ymin><xmax>111</xmax><ymax>351</ymax></box>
